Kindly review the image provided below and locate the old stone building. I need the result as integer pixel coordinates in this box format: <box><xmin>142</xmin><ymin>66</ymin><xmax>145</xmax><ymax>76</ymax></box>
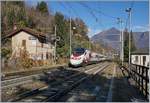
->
<box><xmin>4</xmin><ymin>27</ymin><xmax>55</xmax><ymax>61</ymax></box>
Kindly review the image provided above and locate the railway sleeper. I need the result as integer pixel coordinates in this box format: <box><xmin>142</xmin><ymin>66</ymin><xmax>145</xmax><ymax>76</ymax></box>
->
<box><xmin>44</xmin><ymin>64</ymin><xmax>108</xmax><ymax>102</ymax></box>
<box><xmin>66</xmin><ymin>80</ymin><xmax>74</xmax><ymax>83</ymax></box>
<box><xmin>67</xmin><ymin>92</ymin><xmax>96</xmax><ymax>101</ymax></box>
<box><xmin>44</xmin><ymin>76</ymin><xmax>89</xmax><ymax>102</ymax></box>
<box><xmin>21</xmin><ymin>98</ymin><xmax>39</xmax><ymax>102</ymax></box>
<box><xmin>9</xmin><ymin>88</ymin><xmax>40</xmax><ymax>102</ymax></box>
<box><xmin>40</xmin><ymin>91</ymin><xmax>57</xmax><ymax>97</ymax></box>
<box><xmin>48</xmin><ymin>87</ymin><xmax>60</xmax><ymax>92</ymax></box>
<box><xmin>32</xmin><ymin>95</ymin><xmax>47</xmax><ymax>100</ymax></box>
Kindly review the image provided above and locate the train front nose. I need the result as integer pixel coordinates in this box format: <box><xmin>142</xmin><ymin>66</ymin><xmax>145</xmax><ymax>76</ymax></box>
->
<box><xmin>69</xmin><ymin>55</ymin><xmax>83</xmax><ymax>66</ymax></box>
<box><xmin>70</xmin><ymin>59</ymin><xmax>80</xmax><ymax>66</ymax></box>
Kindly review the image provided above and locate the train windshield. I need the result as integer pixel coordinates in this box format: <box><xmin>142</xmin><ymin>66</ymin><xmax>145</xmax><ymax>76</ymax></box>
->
<box><xmin>73</xmin><ymin>48</ymin><xmax>85</xmax><ymax>56</ymax></box>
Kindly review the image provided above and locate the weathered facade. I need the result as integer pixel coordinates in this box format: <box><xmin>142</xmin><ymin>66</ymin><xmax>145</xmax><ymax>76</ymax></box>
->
<box><xmin>5</xmin><ymin>28</ymin><xmax>54</xmax><ymax>60</ymax></box>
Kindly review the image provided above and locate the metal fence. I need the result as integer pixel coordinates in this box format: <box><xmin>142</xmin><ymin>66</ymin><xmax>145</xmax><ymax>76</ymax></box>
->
<box><xmin>122</xmin><ymin>63</ymin><xmax>149</xmax><ymax>100</ymax></box>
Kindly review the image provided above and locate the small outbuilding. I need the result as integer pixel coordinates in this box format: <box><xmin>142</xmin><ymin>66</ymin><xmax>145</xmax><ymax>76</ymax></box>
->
<box><xmin>131</xmin><ymin>48</ymin><xmax>149</xmax><ymax>67</ymax></box>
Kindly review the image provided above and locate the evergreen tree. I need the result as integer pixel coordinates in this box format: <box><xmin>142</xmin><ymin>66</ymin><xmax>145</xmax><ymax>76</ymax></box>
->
<box><xmin>54</xmin><ymin>12</ymin><xmax>69</xmax><ymax>57</ymax></box>
<box><xmin>11</xmin><ymin>1</ymin><xmax>25</xmax><ymax>7</ymax></box>
<box><xmin>124</xmin><ymin>29</ymin><xmax>129</xmax><ymax>62</ymax></box>
<box><xmin>74</xmin><ymin>18</ymin><xmax>88</xmax><ymax>40</ymax></box>
<box><xmin>36</xmin><ymin>1</ymin><xmax>49</xmax><ymax>15</ymax></box>
<box><xmin>7</xmin><ymin>8</ymin><xmax>15</xmax><ymax>28</ymax></box>
<box><xmin>123</xmin><ymin>29</ymin><xmax>136</xmax><ymax>62</ymax></box>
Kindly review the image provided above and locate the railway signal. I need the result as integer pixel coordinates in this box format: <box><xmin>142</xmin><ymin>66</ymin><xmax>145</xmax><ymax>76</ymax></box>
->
<box><xmin>46</xmin><ymin>26</ymin><xmax>60</xmax><ymax>64</ymax></box>
<box><xmin>53</xmin><ymin>25</ymin><xmax>61</xmax><ymax>64</ymax></box>
<box><xmin>49</xmin><ymin>35</ymin><xmax>60</xmax><ymax>42</ymax></box>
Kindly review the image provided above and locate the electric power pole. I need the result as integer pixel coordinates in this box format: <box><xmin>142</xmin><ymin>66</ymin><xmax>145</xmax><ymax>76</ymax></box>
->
<box><xmin>69</xmin><ymin>17</ymin><xmax>72</xmax><ymax>57</ymax></box>
<box><xmin>54</xmin><ymin>25</ymin><xmax>57</xmax><ymax>64</ymax></box>
<box><xmin>126</xmin><ymin>8</ymin><xmax>132</xmax><ymax>68</ymax></box>
<box><xmin>117</xmin><ymin>18</ymin><xmax>124</xmax><ymax>65</ymax></box>
<box><xmin>121</xmin><ymin>21</ymin><xmax>124</xmax><ymax>66</ymax></box>
<box><xmin>88</xmin><ymin>40</ymin><xmax>91</xmax><ymax>50</ymax></box>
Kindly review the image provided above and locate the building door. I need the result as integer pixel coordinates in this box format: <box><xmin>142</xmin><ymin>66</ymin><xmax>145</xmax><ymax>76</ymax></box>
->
<box><xmin>41</xmin><ymin>53</ymin><xmax>43</xmax><ymax>60</ymax></box>
<box><xmin>143</xmin><ymin>56</ymin><xmax>146</xmax><ymax>66</ymax></box>
<box><xmin>22</xmin><ymin>40</ymin><xmax>26</xmax><ymax>49</ymax></box>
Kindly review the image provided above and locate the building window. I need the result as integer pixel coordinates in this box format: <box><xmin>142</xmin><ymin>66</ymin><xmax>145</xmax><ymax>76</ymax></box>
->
<box><xmin>29</xmin><ymin>36</ymin><xmax>36</xmax><ymax>40</ymax></box>
<box><xmin>32</xmin><ymin>41</ymin><xmax>36</xmax><ymax>45</ymax></box>
<box><xmin>41</xmin><ymin>54</ymin><xmax>43</xmax><ymax>60</ymax></box>
<box><xmin>143</xmin><ymin>56</ymin><xmax>146</xmax><ymax>66</ymax></box>
<box><xmin>46</xmin><ymin>52</ymin><xmax>49</xmax><ymax>59</ymax></box>
<box><xmin>135</xmin><ymin>56</ymin><xmax>138</xmax><ymax>62</ymax></box>
<box><xmin>22</xmin><ymin>40</ymin><xmax>26</xmax><ymax>49</ymax></box>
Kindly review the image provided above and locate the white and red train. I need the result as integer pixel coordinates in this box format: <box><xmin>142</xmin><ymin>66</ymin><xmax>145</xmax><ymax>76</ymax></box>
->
<box><xmin>69</xmin><ymin>48</ymin><xmax>107</xmax><ymax>67</ymax></box>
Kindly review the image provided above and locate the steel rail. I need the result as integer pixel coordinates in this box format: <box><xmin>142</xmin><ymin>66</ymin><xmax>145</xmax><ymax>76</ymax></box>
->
<box><xmin>2</xmin><ymin>62</ymin><xmax>104</xmax><ymax>89</ymax></box>
<box><xmin>44</xmin><ymin>64</ymin><xmax>109</xmax><ymax>102</ymax></box>
<box><xmin>9</xmin><ymin>63</ymin><xmax>109</xmax><ymax>102</ymax></box>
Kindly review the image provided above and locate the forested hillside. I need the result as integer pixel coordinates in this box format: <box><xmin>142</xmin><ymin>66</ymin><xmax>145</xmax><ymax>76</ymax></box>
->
<box><xmin>1</xmin><ymin>1</ymin><xmax>104</xmax><ymax>60</ymax></box>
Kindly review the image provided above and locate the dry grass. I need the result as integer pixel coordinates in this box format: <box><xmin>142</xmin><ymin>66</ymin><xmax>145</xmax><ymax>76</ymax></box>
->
<box><xmin>18</xmin><ymin>81</ymin><xmax>47</xmax><ymax>90</ymax></box>
<box><xmin>2</xmin><ymin>57</ymin><xmax>68</xmax><ymax>74</ymax></box>
<box><xmin>2</xmin><ymin>63</ymin><xmax>66</xmax><ymax>75</ymax></box>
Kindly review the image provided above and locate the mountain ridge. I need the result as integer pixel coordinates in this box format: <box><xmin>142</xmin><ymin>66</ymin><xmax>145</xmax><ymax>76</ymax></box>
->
<box><xmin>91</xmin><ymin>27</ymin><xmax>149</xmax><ymax>51</ymax></box>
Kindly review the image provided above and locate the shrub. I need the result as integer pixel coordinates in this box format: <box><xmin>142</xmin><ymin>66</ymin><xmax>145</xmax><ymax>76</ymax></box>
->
<box><xmin>1</xmin><ymin>48</ymin><xmax>12</xmax><ymax>59</ymax></box>
<box><xmin>19</xmin><ymin>49</ymin><xmax>33</xmax><ymax>68</ymax></box>
<box><xmin>21</xmin><ymin>58</ymin><xmax>33</xmax><ymax>68</ymax></box>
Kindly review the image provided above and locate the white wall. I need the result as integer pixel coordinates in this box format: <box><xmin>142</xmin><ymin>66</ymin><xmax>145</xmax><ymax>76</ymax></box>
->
<box><xmin>131</xmin><ymin>54</ymin><xmax>150</xmax><ymax>67</ymax></box>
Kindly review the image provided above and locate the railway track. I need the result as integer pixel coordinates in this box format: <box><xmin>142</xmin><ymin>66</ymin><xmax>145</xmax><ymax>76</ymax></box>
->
<box><xmin>1</xmin><ymin>74</ymin><xmax>41</xmax><ymax>89</ymax></box>
<box><xmin>2</xmin><ymin>62</ymin><xmax>104</xmax><ymax>89</ymax></box>
<box><xmin>8</xmin><ymin>62</ymin><xmax>109</xmax><ymax>102</ymax></box>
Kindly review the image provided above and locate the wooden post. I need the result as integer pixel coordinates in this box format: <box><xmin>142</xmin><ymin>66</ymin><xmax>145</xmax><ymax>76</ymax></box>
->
<box><xmin>141</xmin><ymin>66</ymin><xmax>144</xmax><ymax>95</ymax></box>
<box><xmin>131</xmin><ymin>64</ymin><xmax>149</xmax><ymax>100</ymax></box>
<box><xmin>145</xmin><ymin>68</ymin><xmax>148</xmax><ymax>99</ymax></box>
<box><xmin>135</xmin><ymin>65</ymin><xmax>137</xmax><ymax>85</ymax></box>
<box><xmin>138</xmin><ymin>66</ymin><xmax>140</xmax><ymax>89</ymax></box>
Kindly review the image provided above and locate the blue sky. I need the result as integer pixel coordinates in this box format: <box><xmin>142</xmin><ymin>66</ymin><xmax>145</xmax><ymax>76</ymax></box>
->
<box><xmin>26</xmin><ymin>0</ymin><xmax>149</xmax><ymax>37</ymax></box>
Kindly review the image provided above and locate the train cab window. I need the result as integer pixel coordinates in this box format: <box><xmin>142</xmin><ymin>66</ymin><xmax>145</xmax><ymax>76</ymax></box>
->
<box><xmin>73</xmin><ymin>48</ymin><xmax>85</xmax><ymax>56</ymax></box>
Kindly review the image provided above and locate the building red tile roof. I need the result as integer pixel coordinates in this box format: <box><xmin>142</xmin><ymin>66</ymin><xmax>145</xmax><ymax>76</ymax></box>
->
<box><xmin>3</xmin><ymin>27</ymin><xmax>46</xmax><ymax>39</ymax></box>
